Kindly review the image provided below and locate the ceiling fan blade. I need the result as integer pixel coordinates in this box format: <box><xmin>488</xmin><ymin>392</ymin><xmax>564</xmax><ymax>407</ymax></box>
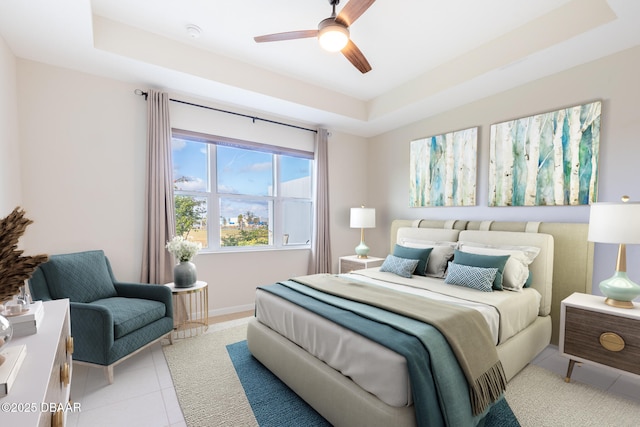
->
<box><xmin>335</xmin><ymin>0</ymin><xmax>376</xmax><ymax>27</ymax></box>
<box><xmin>254</xmin><ymin>30</ymin><xmax>318</xmax><ymax>43</ymax></box>
<box><xmin>341</xmin><ymin>39</ymin><xmax>372</xmax><ymax>74</ymax></box>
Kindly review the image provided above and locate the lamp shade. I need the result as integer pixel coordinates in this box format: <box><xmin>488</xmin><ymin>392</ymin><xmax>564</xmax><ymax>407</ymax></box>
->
<box><xmin>350</xmin><ymin>207</ymin><xmax>375</xmax><ymax>229</ymax></box>
<box><xmin>588</xmin><ymin>202</ymin><xmax>640</xmax><ymax>244</ymax></box>
<box><xmin>588</xmin><ymin>200</ymin><xmax>640</xmax><ymax>308</ymax></box>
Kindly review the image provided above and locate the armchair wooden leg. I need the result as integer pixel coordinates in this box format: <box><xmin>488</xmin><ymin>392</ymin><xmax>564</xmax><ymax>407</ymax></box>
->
<box><xmin>106</xmin><ymin>366</ymin><xmax>114</xmax><ymax>384</ymax></box>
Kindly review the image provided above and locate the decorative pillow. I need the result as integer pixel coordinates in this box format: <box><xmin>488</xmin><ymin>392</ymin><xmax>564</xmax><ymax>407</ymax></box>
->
<box><xmin>399</xmin><ymin>240</ymin><xmax>457</xmax><ymax>278</ymax></box>
<box><xmin>444</xmin><ymin>262</ymin><xmax>497</xmax><ymax>292</ymax></box>
<box><xmin>452</xmin><ymin>250</ymin><xmax>509</xmax><ymax>290</ymax></box>
<box><xmin>458</xmin><ymin>243</ymin><xmax>540</xmax><ymax>291</ymax></box>
<box><xmin>393</xmin><ymin>244</ymin><xmax>433</xmax><ymax>276</ymax></box>
<box><xmin>524</xmin><ymin>271</ymin><xmax>533</xmax><ymax>288</ymax></box>
<box><xmin>379</xmin><ymin>254</ymin><xmax>420</xmax><ymax>278</ymax></box>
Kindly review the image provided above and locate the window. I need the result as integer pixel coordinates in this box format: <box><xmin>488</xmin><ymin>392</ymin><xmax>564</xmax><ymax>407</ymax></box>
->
<box><xmin>171</xmin><ymin>129</ymin><xmax>314</xmax><ymax>251</ymax></box>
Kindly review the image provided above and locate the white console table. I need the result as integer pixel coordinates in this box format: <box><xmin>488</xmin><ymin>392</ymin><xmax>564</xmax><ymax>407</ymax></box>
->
<box><xmin>0</xmin><ymin>299</ymin><xmax>72</xmax><ymax>427</ymax></box>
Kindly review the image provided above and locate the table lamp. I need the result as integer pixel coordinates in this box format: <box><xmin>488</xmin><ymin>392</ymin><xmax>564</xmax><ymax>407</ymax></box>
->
<box><xmin>588</xmin><ymin>196</ymin><xmax>640</xmax><ymax>308</ymax></box>
<box><xmin>350</xmin><ymin>206</ymin><xmax>375</xmax><ymax>259</ymax></box>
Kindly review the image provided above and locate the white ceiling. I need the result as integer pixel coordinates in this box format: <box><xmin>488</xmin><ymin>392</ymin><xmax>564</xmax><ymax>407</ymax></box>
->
<box><xmin>1</xmin><ymin>0</ymin><xmax>639</xmax><ymax>137</ymax></box>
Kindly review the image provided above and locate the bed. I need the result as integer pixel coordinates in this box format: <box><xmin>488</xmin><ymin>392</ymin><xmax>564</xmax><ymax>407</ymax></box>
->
<box><xmin>247</xmin><ymin>219</ymin><xmax>594</xmax><ymax>427</ymax></box>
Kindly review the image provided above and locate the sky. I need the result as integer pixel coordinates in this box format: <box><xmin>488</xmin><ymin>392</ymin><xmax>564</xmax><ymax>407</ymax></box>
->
<box><xmin>172</xmin><ymin>137</ymin><xmax>310</xmax><ymax>221</ymax></box>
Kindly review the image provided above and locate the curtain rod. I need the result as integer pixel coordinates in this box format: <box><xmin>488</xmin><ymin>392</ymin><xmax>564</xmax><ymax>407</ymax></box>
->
<box><xmin>135</xmin><ymin>89</ymin><xmax>317</xmax><ymax>134</ymax></box>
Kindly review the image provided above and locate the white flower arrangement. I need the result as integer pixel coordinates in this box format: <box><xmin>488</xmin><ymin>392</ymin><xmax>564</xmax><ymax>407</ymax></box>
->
<box><xmin>166</xmin><ymin>236</ymin><xmax>202</xmax><ymax>262</ymax></box>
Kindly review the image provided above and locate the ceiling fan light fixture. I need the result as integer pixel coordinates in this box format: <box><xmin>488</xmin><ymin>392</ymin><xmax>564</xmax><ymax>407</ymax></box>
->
<box><xmin>253</xmin><ymin>0</ymin><xmax>374</xmax><ymax>73</ymax></box>
<box><xmin>318</xmin><ymin>20</ymin><xmax>349</xmax><ymax>52</ymax></box>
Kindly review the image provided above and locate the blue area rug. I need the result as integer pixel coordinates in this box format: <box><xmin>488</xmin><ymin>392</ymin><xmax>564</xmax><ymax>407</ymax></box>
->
<box><xmin>227</xmin><ymin>340</ymin><xmax>520</xmax><ymax>427</ymax></box>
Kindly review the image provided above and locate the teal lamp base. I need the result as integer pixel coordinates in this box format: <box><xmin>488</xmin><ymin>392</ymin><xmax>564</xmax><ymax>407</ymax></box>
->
<box><xmin>599</xmin><ymin>271</ymin><xmax>640</xmax><ymax>309</ymax></box>
<box><xmin>355</xmin><ymin>240</ymin><xmax>370</xmax><ymax>259</ymax></box>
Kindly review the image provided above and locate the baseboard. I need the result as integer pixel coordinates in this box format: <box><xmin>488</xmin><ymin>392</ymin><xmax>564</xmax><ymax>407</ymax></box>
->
<box><xmin>209</xmin><ymin>303</ymin><xmax>255</xmax><ymax>318</ymax></box>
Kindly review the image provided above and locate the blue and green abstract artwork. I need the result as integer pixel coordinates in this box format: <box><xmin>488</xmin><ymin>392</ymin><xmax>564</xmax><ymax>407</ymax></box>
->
<box><xmin>489</xmin><ymin>101</ymin><xmax>601</xmax><ymax>206</ymax></box>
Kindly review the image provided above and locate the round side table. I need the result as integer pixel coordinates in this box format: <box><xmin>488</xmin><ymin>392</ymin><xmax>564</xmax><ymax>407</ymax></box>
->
<box><xmin>164</xmin><ymin>281</ymin><xmax>209</xmax><ymax>338</ymax></box>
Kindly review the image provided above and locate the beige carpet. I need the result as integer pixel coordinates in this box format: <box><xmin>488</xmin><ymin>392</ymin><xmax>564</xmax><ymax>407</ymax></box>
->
<box><xmin>164</xmin><ymin>319</ymin><xmax>640</xmax><ymax>427</ymax></box>
<box><xmin>163</xmin><ymin>318</ymin><xmax>257</xmax><ymax>427</ymax></box>
<box><xmin>506</xmin><ymin>363</ymin><xmax>640</xmax><ymax>427</ymax></box>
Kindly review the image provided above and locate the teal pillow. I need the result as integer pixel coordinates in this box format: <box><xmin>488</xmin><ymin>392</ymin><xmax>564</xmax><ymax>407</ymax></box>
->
<box><xmin>380</xmin><ymin>254</ymin><xmax>420</xmax><ymax>278</ymax></box>
<box><xmin>393</xmin><ymin>244</ymin><xmax>433</xmax><ymax>276</ymax></box>
<box><xmin>444</xmin><ymin>262</ymin><xmax>497</xmax><ymax>292</ymax></box>
<box><xmin>453</xmin><ymin>250</ymin><xmax>509</xmax><ymax>290</ymax></box>
<box><xmin>523</xmin><ymin>271</ymin><xmax>533</xmax><ymax>288</ymax></box>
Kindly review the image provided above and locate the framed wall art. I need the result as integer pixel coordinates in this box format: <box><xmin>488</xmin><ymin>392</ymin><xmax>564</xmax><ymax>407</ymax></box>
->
<box><xmin>409</xmin><ymin>127</ymin><xmax>477</xmax><ymax>207</ymax></box>
<box><xmin>489</xmin><ymin>101</ymin><xmax>601</xmax><ymax>206</ymax></box>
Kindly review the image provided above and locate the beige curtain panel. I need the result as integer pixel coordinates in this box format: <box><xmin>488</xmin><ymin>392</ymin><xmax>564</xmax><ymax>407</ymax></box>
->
<box><xmin>141</xmin><ymin>90</ymin><xmax>176</xmax><ymax>284</ymax></box>
<box><xmin>308</xmin><ymin>128</ymin><xmax>332</xmax><ymax>274</ymax></box>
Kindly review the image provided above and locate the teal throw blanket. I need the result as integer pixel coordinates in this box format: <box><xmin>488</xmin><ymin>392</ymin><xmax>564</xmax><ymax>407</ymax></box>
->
<box><xmin>258</xmin><ymin>280</ymin><xmax>496</xmax><ymax>427</ymax></box>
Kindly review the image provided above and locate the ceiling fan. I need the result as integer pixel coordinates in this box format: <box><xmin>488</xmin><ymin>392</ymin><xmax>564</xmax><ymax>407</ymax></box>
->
<box><xmin>254</xmin><ymin>0</ymin><xmax>376</xmax><ymax>74</ymax></box>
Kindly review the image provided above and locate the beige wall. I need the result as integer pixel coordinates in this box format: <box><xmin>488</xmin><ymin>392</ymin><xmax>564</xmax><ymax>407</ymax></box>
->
<box><xmin>0</xmin><ymin>35</ymin><xmax>21</xmax><ymax>214</ymax></box>
<box><xmin>17</xmin><ymin>60</ymin><xmax>147</xmax><ymax>281</ymax></box>
<box><xmin>12</xmin><ymin>59</ymin><xmax>367</xmax><ymax>316</ymax></box>
<box><xmin>5</xmin><ymin>39</ymin><xmax>640</xmax><ymax>313</ymax></box>
<box><xmin>366</xmin><ymin>45</ymin><xmax>640</xmax><ymax>288</ymax></box>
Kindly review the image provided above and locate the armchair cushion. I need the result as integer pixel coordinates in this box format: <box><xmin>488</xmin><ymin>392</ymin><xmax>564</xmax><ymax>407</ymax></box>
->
<box><xmin>41</xmin><ymin>250</ymin><xmax>117</xmax><ymax>303</ymax></box>
<box><xmin>91</xmin><ymin>297</ymin><xmax>167</xmax><ymax>339</ymax></box>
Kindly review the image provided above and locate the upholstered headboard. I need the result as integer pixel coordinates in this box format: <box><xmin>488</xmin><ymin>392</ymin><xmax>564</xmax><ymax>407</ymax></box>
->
<box><xmin>390</xmin><ymin>219</ymin><xmax>594</xmax><ymax>345</ymax></box>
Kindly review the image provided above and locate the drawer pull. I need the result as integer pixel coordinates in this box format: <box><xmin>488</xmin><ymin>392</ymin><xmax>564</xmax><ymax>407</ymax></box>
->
<box><xmin>599</xmin><ymin>332</ymin><xmax>625</xmax><ymax>352</ymax></box>
<box><xmin>61</xmin><ymin>362</ymin><xmax>70</xmax><ymax>387</ymax></box>
<box><xmin>51</xmin><ymin>409</ymin><xmax>63</xmax><ymax>427</ymax></box>
<box><xmin>66</xmin><ymin>336</ymin><xmax>74</xmax><ymax>355</ymax></box>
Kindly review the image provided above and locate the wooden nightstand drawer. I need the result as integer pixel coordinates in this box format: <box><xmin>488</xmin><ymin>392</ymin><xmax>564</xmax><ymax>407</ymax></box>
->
<box><xmin>564</xmin><ymin>306</ymin><xmax>640</xmax><ymax>375</ymax></box>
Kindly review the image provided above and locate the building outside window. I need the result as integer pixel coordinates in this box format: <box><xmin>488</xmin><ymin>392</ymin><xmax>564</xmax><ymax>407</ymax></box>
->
<box><xmin>171</xmin><ymin>129</ymin><xmax>314</xmax><ymax>251</ymax></box>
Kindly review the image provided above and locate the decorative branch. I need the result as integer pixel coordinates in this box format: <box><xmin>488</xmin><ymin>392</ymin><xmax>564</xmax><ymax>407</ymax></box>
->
<box><xmin>0</xmin><ymin>207</ymin><xmax>48</xmax><ymax>303</ymax></box>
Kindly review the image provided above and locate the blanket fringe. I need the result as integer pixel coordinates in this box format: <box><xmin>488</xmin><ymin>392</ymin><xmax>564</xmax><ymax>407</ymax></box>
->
<box><xmin>469</xmin><ymin>361</ymin><xmax>507</xmax><ymax>416</ymax></box>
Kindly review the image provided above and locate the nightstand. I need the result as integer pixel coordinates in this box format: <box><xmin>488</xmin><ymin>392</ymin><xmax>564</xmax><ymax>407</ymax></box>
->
<box><xmin>559</xmin><ymin>292</ymin><xmax>640</xmax><ymax>382</ymax></box>
<box><xmin>339</xmin><ymin>255</ymin><xmax>384</xmax><ymax>274</ymax></box>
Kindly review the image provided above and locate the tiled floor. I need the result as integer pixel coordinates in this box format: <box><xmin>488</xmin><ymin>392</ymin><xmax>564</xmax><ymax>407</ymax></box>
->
<box><xmin>67</xmin><ymin>311</ymin><xmax>252</xmax><ymax>427</ymax></box>
<box><xmin>67</xmin><ymin>340</ymin><xmax>183</xmax><ymax>427</ymax></box>
<box><xmin>67</xmin><ymin>324</ymin><xmax>640</xmax><ymax>427</ymax></box>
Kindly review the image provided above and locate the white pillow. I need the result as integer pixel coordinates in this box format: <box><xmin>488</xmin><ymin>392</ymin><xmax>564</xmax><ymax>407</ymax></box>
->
<box><xmin>457</xmin><ymin>242</ymin><xmax>540</xmax><ymax>291</ymax></box>
<box><xmin>399</xmin><ymin>239</ymin><xmax>457</xmax><ymax>278</ymax></box>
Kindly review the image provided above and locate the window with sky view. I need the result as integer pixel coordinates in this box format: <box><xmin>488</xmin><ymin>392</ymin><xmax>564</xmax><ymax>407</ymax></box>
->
<box><xmin>172</xmin><ymin>132</ymin><xmax>313</xmax><ymax>250</ymax></box>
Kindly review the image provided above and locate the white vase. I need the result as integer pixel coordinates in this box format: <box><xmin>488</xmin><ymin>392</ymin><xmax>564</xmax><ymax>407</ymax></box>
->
<box><xmin>174</xmin><ymin>261</ymin><xmax>197</xmax><ymax>288</ymax></box>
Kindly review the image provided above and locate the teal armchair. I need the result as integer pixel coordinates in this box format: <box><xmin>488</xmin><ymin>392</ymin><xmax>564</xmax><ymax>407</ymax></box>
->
<box><xmin>28</xmin><ymin>250</ymin><xmax>173</xmax><ymax>384</ymax></box>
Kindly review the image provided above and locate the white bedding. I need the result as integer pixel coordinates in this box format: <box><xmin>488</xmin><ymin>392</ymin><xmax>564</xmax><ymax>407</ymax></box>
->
<box><xmin>345</xmin><ymin>271</ymin><xmax>501</xmax><ymax>344</ymax></box>
<box><xmin>255</xmin><ymin>271</ymin><xmax>542</xmax><ymax>408</ymax></box>
<box><xmin>351</xmin><ymin>268</ymin><xmax>542</xmax><ymax>344</ymax></box>
<box><xmin>256</xmin><ymin>290</ymin><xmax>413</xmax><ymax>407</ymax></box>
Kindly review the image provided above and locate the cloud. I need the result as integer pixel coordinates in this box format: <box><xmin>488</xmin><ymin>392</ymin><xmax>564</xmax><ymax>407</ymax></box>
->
<box><xmin>219</xmin><ymin>198</ymin><xmax>269</xmax><ymax>220</ymax></box>
<box><xmin>217</xmin><ymin>184</ymin><xmax>236</xmax><ymax>193</ymax></box>
<box><xmin>172</xmin><ymin>139</ymin><xmax>187</xmax><ymax>151</ymax></box>
<box><xmin>242</xmin><ymin>162</ymin><xmax>272</xmax><ymax>173</ymax></box>
<box><xmin>175</xmin><ymin>177</ymin><xmax>206</xmax><ymax>192</ymax></box>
